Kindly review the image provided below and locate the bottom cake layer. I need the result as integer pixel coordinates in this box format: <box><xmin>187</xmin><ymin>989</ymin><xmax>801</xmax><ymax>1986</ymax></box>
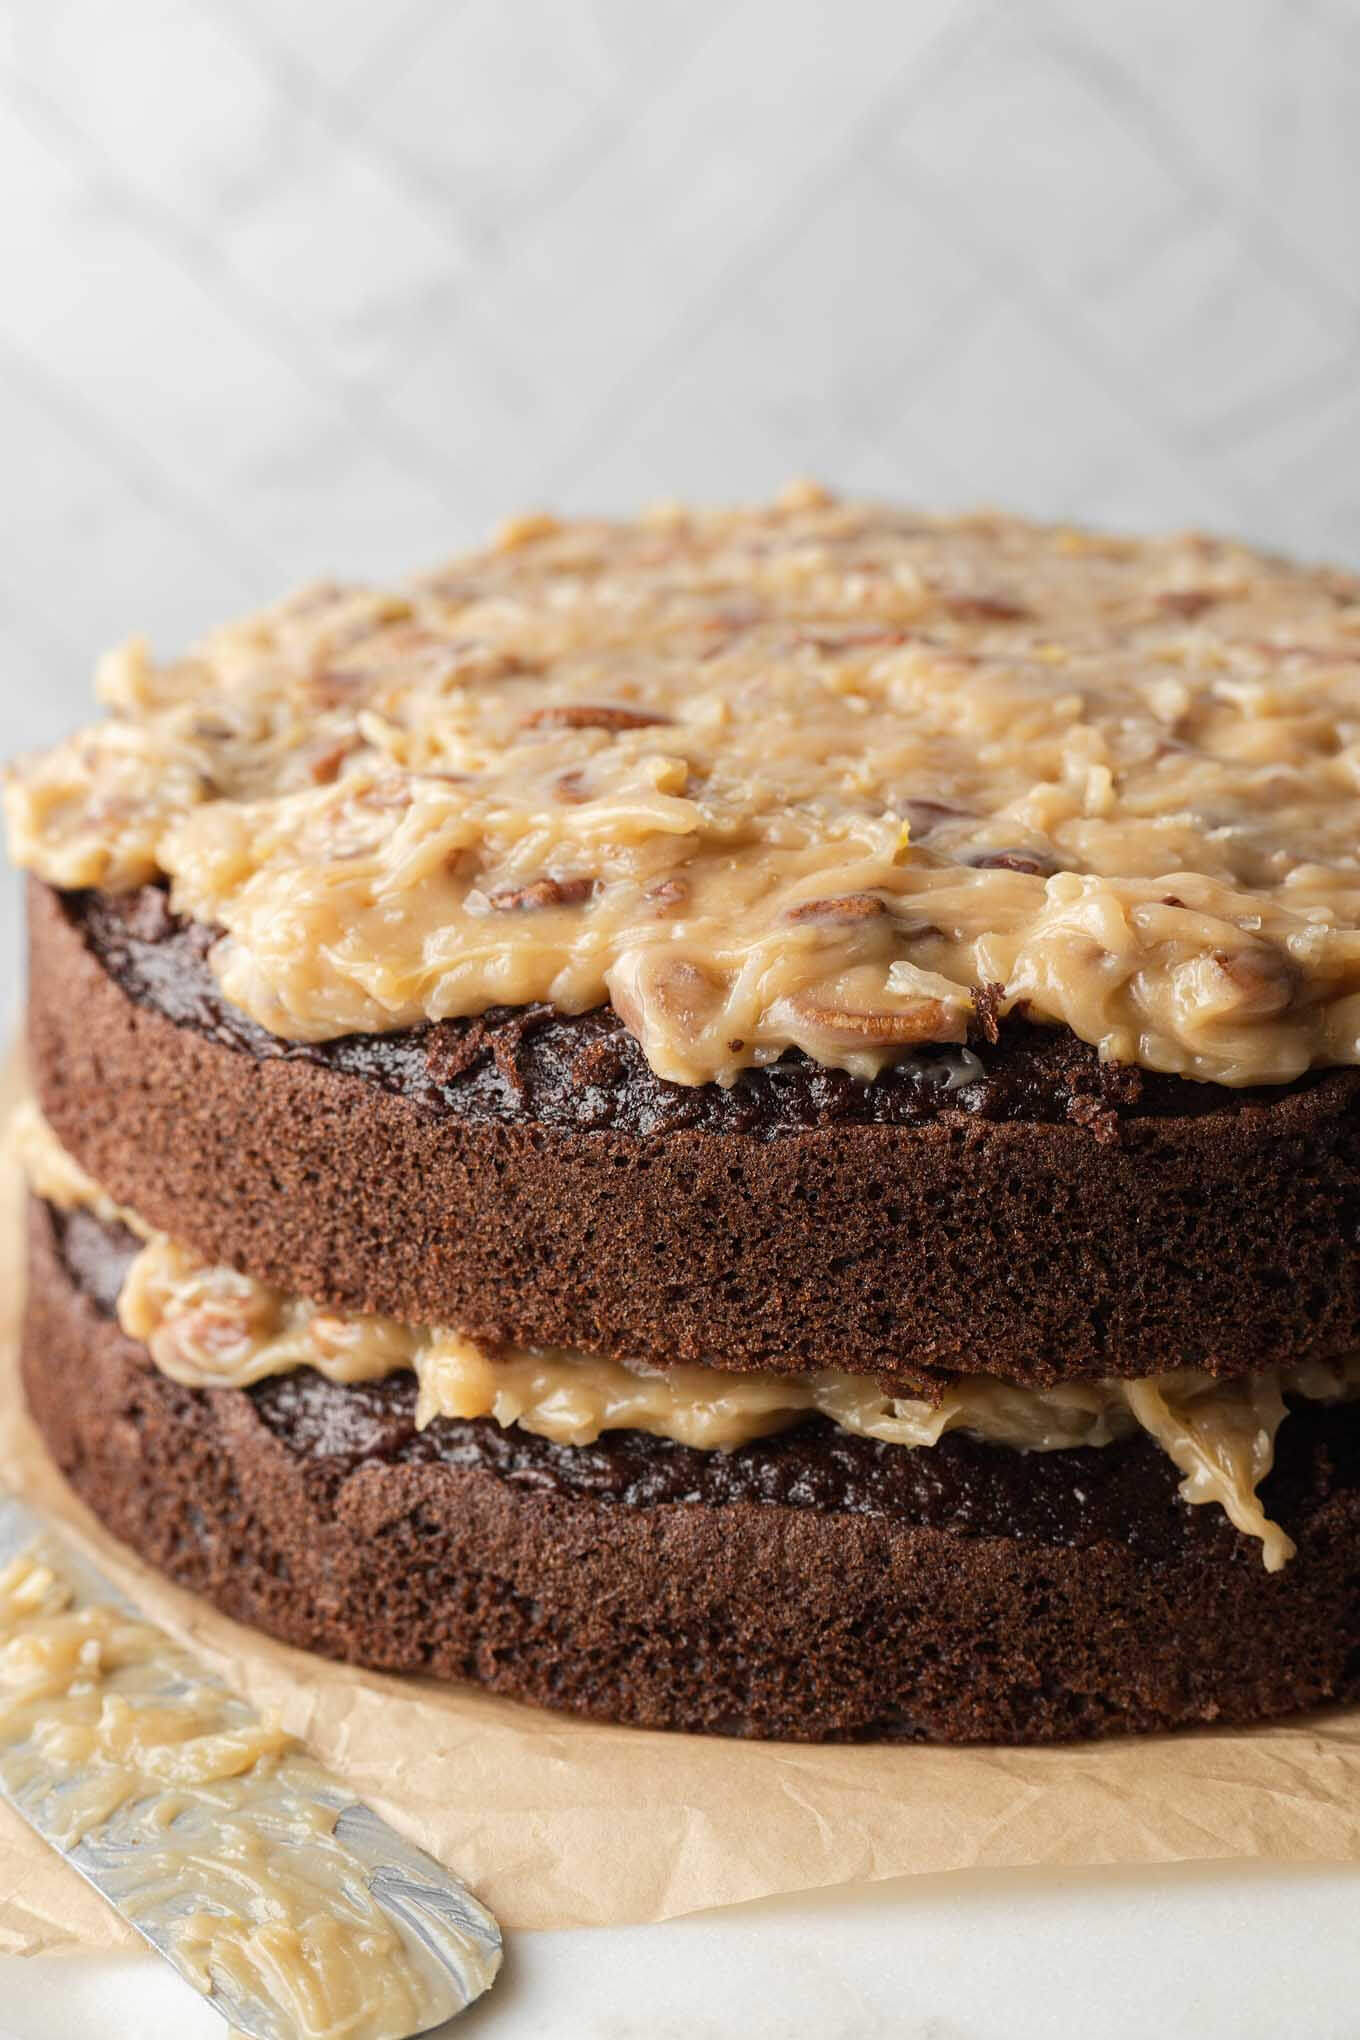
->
<box><xmin>22</xmin><ymin>1194</ymin><xmax>1360</xmax><ymax>1742</ymax></box>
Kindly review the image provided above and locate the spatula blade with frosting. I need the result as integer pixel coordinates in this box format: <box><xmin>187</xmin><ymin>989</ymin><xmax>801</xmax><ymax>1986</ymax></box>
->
<box><xmin>0</xmin><ymin>1493</ymin><xmax>502</xmax><ymax>2040</ymax></box>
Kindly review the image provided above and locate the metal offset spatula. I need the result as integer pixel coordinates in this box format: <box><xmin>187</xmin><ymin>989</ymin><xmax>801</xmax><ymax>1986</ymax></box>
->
<box><xmin>0</xmin><ymin>1493</ymin><xmax>502</xmax><ymax>2039</ymax></box>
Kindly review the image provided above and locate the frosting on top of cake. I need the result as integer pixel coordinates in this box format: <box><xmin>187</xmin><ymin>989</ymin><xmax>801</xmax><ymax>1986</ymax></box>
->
<box><xmin>10</xmin><ymin>483</ymin><xmax>1360</xmax><ymax>1088</ymax></box>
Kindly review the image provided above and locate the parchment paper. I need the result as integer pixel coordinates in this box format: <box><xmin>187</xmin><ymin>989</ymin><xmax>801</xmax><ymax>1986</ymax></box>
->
<box><xmin>3</xmin><ymin>1069</ymin><xmax>1360</xmax><ymax>1958</ymax></box>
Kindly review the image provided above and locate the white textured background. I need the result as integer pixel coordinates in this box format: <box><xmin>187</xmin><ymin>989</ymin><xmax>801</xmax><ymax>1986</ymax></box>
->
<box><xmin>3</xmin><ymin>0</ymin><xmax>1360</xmax><ymax>1003</ymax></box>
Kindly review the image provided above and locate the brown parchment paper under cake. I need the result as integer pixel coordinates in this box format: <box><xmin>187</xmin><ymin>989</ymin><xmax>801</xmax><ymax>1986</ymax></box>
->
<box><xmin>4</xmin><ymin>1060</ymin><xmax>1360</xmax><ymax>1956</ymax></box>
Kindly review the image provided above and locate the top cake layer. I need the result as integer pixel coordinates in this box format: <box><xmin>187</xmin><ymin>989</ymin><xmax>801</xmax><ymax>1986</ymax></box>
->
<box><xmin>9</xmin><ymin>485</ymin><xmax>1360</xmax><ymax>1089</ymax></box>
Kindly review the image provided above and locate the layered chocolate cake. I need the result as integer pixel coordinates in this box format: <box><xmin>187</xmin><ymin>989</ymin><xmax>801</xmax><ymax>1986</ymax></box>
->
<box><xmin>10</xmin><ymin>484</ymin><xmax>1360</xmax><ymax>1742</ymax></box>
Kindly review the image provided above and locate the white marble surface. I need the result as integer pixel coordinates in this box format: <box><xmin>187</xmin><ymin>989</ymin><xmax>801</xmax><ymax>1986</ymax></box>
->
<box><xmin>4</xmin><ymin>0</ymin><xmax>1360</xmax><ymax>1010</ymax></box>
<box><xmin>5</xmin><ymin>1863</ymin><xmax>1360</xmax><ymax>2039</ymax></box>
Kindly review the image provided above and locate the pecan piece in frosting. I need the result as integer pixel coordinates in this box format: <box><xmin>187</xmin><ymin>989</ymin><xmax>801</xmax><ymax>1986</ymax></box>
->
<box><xmin>646</xmin><ymin>876</ymin><xmax>690</xmax><ymax>912</ymax></box>
<box><xmin>782</xmin><ymin>994</ymin><xmax>961</xmax><ymax>1047</ymax></box>
<box><xmin>488</xmin><ymin>876</ymin><xmax>596</xmax><ymax>912</ymax></box>
<box><xmin>941</xmin><ymin>592</ymin><xmax>1031</xmax><ymax>623</ymax></box>
<box><xmin>1208</xmin><ymin>946</ymin><xmax>1299</xmax><ymax>1018</ymax></box>
<box><xmin>307</xmin><ymin>737</ymin><xmax>362</xmax><ymax>785</ymax></box>
<box><xmin>970</xmin><ymin>848</ymin><xmax>1058</xmax><ymax>877</ymax></box>
<box><xmin>519</xmin><ymin>704</ymin><xmax>672</xmax><ymax>733</ymax></box>
<box><xmin>785</xmin><ymin>893</ymin><xmax>887</xmax><ymax>923</ymax></box>
<box><xmin>448</xmin><ymin>647</ymin><xmax>544</xmax><ymax>685</ymax></box>
<box><xmin>901</xmin><ymin>798</ymin><xmax>974</xmax><ymax>839</ymax></box>
<box><xmin>700</xmin><ymin>600</ymin><xmax>764</xmax><ymax>634</ymax></box>
<box><xmin>305</xmin><ymin>669</ymin><xmax>370</xmax><ymax>709</ymax></box>
<box><xmin>794</xmin><ymin>627</ymin><xmax>911</xmax><ymax>654</ymax></box>
<box><xmin>1156</xmin><ymin>588</ymin><xmax>1222</xmax><ymax>620</ymax></box>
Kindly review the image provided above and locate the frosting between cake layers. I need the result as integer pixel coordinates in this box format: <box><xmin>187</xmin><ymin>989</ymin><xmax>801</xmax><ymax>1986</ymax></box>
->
<box><xmin>15</xmin><ymin>1102</ymin><xmax>1358</xmax><ymax>1570</ymax></box>
<box><xmin>9</xmin><ymin>489</ymin><xmax>1360</xmax><ymax>1088</ymax></box>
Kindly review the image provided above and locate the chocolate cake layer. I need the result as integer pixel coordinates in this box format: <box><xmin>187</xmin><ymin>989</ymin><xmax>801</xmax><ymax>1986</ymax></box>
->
<box><xmin>30</xmin><ymin>878</ymin><xmax>1360</xmax><ymax>1385</ymax></box>
<box><xmin>25</xmin><ymin>1194</ymin><xmax>1360</xmax><ymax>1742</ymax></box>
